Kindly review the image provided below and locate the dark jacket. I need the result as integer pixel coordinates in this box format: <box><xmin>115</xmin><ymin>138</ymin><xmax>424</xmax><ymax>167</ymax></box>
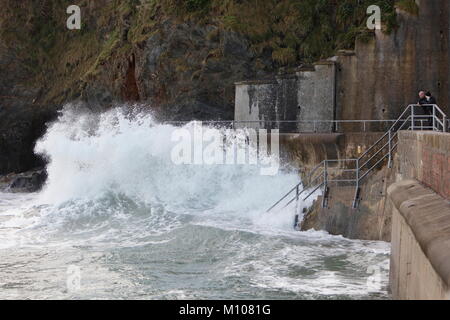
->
<box><xmin>418</xmin><ymin>97</ymin><xmax>429</xmax><ymax>105</ymax></box>
<box><xmin>426</xmin><ymin>96</ymin><xmax>437</xmax><ymax>105</ymax></box>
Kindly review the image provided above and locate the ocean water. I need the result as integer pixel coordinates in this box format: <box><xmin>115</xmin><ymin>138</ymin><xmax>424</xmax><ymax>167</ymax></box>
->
<box><xmin>0</xmin><ymin>107</ymin><xmax>390</xmax><ymax>299</ymax></box>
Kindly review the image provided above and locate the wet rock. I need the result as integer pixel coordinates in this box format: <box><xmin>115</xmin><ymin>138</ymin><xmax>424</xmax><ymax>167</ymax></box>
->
<box><xmin>0</xmin><ymin>39</ymin><xmax>59</xmax><ymax>175</ymax></box>
<box><xmin>0</xmin><ymin>104</ymin><xmax>57</xmax><ymax>175</ymax></box>
<box><xmin>1</xmin><ymin>168</ymin><xmax>47</xmax><ymax>193</ymax></box>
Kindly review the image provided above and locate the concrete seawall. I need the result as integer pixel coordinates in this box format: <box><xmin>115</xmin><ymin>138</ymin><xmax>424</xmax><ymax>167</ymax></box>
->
<box><xmin>279</xmin><ymin>132</ymin><xmax>383</xmax><ymax>180</ymax></box>
<box><xmin>388</xmin><ymin>180</ymin><xmax>450</xmax><ymax>299</ymax></box>
<box><xmin>300</xmin><ymin>140</ymin><xmax>397</xmax><ymax>241</ymax></box>
<box><xmin>397</xmin><ymin>131</ymin><xmax>450</xmax><ymax>200</ymax></box>
<box><xmin>388</xmin><ymin>131</ymin><xmax>450</xmax><ymax>299</ymax></box>
<box><xmin>300</xmin><ymin>131</ymin><xmax>449</xmax><ymax>242</ymax></box>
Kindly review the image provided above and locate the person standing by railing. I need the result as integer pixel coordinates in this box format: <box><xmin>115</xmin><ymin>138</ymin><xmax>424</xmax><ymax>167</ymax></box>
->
<box><xmin>425</xmin><ymin>92</ymin><xmax>437</xmax><ymax>105</ymax></box>
<box><xmin>425</xmin><ymin>92</ymin><xmax>437</xmax><ymax>128</ymax></box>
<box><xmin>417</xmin><ymin>91</ymin><xmax>437</xmax><ymax>129</ymax></box>
<box><xmin>417</xmin><ymin>90</ymin><xmax>428</xmax><ymax>106</ymax></box>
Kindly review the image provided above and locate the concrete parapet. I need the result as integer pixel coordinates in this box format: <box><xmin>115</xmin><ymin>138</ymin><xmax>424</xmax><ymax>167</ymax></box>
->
<box><xmin>234</xmin><ymin>62</ymin><xmax>336</xmax><ymax>133</ymax></box>
<box><xmin>397</xmin><ymin>131</ymin><xmax>450</xmax><ymax>200</ymax></box>
<box><xmin>388</xmin><ymin>179</ymin><xmax>450</xmax><ymax>299</ymax></box>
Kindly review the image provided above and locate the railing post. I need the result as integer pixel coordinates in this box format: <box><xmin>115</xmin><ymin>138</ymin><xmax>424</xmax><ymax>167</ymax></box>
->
<box><xmin>352</xmin><ymin>159</ymin><xmax>360</xmax><ymax>209</ymax></box>
<box><xmin>444</xmin><ymin>115</ymin><xmax>448</xmax><ymax>133</ymax></box>
<box><xmin>321</xmin><ymin>161</ymin><xmax>328</xmax><ymax>208</ymax></box>
<box><xmin>388</xmin><ymin>129</ymin><xmax>392</xmax><ymax>168</ymax></box>
<box><xmin>411</xmin><ymin>105</ymin><xmax>415</xmax><ymax>130</ymax></box>
<box><xmin>433</xmin><ymin>105</ymin><xmax>436</xmax><ymax>131</ymax></box>
<box><xmin>294</xmin><ymin>184</ymin><xmax>300</xmax><ymax>223</ymax></box>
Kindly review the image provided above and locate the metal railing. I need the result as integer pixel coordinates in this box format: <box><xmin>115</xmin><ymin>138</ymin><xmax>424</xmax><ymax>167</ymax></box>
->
<box><xmin>162</xmin><ymin>119</ymin><xmax>432</xmax><ymax>133</ymax></box>
<box><xmin>267</xmin><ymin>104</ymin><xmax>448</xmax><ymax>215</ymax></box>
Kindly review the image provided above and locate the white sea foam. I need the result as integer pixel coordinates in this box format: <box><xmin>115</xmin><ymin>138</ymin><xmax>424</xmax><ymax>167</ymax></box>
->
<box><xmin>31</xmin><ymin>106</ymin><xmax>301</xmax><ymax>236</ymax></box>
<box><xmin>0</xmin><ymin>105</ymin><xmax>390</xmax><ymax>299</ymax></box>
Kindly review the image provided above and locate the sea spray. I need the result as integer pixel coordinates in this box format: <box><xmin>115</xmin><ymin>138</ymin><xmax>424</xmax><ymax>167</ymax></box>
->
<box><xmin>0</xmin><ymin>105</ymin><xmax>391</xmax><ymax>299</ymax></box>
<box><xmin>33</xmin><ymin>105</ymin><xmax>301</xmax><ymax>232</ymax></box>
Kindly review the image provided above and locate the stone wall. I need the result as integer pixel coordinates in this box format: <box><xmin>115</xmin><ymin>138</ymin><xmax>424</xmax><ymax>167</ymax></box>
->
<box><xmin>234</xmin><ymin>0</ymin><xmax>449</xmax><ymax>132</ymax></box>
<box><xmin>300</xmin><ymin>131</ymin><xmax>450</xmax><ymax>241</ymax></box>
<box><xmin>300</xmin><ymin>151</ymin><xmax>395</xmax><ymax>241</ymax></box>
<box><xmin>388</xmin><ymin>180</ymin><xmax>450</xmax><ymax>300</ymax></box>
<box><xmin>280</xmin><ymin>132</ymin><xmax>395</xmax><ymax>241</ymax></box>
<box><xmin>234</xmin><ymin>62</ymin><xmax>336</xmax><ymax>133</ymax></box>
<box><xmin>397</xmin><ymin>131</ymin><xmax>450</xmax><ymax>200</ymax></box>
<box><xmin>297</xmin><ymin>62</ymin><xmax>336</xmax><ymax>132</ymax></box>
<box><xmin>336</xmin><ymin>0</ymin><xmax>449</xmax><ymax>128</ymax></box>
<box><xmin>300</xmin><ymin>166</ymin><xmax>395</xmax><ymax>241</ymax></box>
<box><xmin>234</xmin><ymin>80</ymin><xmax>278</xmax><ymax>130</ymax></box>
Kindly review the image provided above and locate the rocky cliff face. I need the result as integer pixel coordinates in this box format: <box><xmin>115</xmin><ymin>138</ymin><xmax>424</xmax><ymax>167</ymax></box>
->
<box><xmin>0</xmin><ymin>0</ymin><xmax>279</xmax><ymax>174</ymax></box>
<box><xmin>132</xmin><ymin>21</ymin><xmax>270</xmax><ymax>120</ymax></box>
<box><xmin>0</xmin><ymin>40</ymin><xmax>57</xmax><ymax>173</ymax></box>
<box><xmin>0</xmin><ymin>0</ymin><xmax>446</xmax><ymax>175</ymax></box>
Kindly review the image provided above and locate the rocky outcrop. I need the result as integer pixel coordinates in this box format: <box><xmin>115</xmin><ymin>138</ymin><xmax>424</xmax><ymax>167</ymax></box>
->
<box><xmin>0</xmin><ymin>41</ymin><xmax>57</xmax><ymax>174</ymax></box>
<box><xmin>132</xmin><ymin>20</ymin><xmax>272</xmax><ymax>121</ymax></box>
<box><xmin>0</xmin><ymin>168</ymin><xmax>47</xmax><ymax>192</ymax></box>
<box><xmin>0</xmin><ymin>2</ymin><xmax>274</xmax><ymax>174</ymax></box>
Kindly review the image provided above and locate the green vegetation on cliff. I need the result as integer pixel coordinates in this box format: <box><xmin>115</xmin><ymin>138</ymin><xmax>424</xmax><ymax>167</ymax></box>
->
<box><xmin>134</xmin><ymin>0</ymin><xmax>399</xmax><ymax>64</ymax></box>
<box><xmin>0</xmin><ymin>0</ymin><xmax>405</xmax><ymax>105</ymax></box>
<box><xmin>396</xmin><ymin>0</ymin><xmax>419</xmax><ymax>15</ymax></box>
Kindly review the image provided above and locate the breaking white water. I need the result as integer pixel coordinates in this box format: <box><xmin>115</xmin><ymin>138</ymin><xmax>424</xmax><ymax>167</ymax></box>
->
<box><xmin>0</xmin><ymin>106</ymin><xmax>390</xmax><ymax>299</ymax></box>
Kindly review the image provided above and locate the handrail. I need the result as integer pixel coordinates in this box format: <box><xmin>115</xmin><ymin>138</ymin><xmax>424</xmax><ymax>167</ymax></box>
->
<box><xmin>359</xmin><ymin>115</ymin><xmax>412</xmax><ymax>170</ymax></box>
<box><xmin>431</xmin><ymin>104</ymin><xmax>446</xmax><ymax>118</ymax></box>
<box><xmin>357</xmin><ymin>105</ymin><xmax>417</xmax><ymax>161</ymax></box>
<box><xmin>164</xmin><ymin>119</ymin><xmax>406</xmax><ymax>124</ymax></box>
<box><xmin>267</xmin><ymin>104</ymin><xmax>448</xmax><ymax>215</ymax></box>
<box><xmin>266</xmin><ymin>182</ymin><xmax>302</xmax><ymax>212</ymax></box>
<box><xmin>358</xmin><ymin>115</ymin><xmax>412</xmax><ymax>180</ymax></box>
<box><xmin>357</xmin><ymin>104</ymin><xmax>445</xmax><ymax>167</ymax></box>
<box><xmin>163</xmin><ymin>106</ymin><xmax>449</xmax><ymax>134</ymax></box>
<box><xmin>266</xmin><ymin>161</ymin><xmax>325</xmax><ymax>212</ymax></box>
<box><xmin>163</xmin><ymin>118</ymin><xmax>415</xmax><ymax>133</ymax></box>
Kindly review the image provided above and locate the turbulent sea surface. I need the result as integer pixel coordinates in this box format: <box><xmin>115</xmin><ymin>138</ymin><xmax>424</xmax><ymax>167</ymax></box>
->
<box><xmin>0</xmin><ymin>107</ymin><xmax>390</xmax><ymax>299</ymax></box>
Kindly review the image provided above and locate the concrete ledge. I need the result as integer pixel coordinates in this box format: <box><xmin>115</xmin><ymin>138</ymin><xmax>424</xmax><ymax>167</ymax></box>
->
<box><xmin>397</xmin><ymin>131</ymin><xmax>450</xmax><ymax>200</ymax></box>
<box><xmin>279</xmin><ymin>133</ymin><xmax>342</xmax><ymax>144</ymax></box>
<box><xmin>398</xmin><ymin>131</ymin><xmax>450</xmax><ymax>153</ymax></box>
<box><xmin>388</xmin><ymin>179</ymin><xmax>450</xmax><ymax>298</ymax></box>
<box><xmin>234</xmin><ymin>79</ymin><xmax>277</xmax><ymax>85</ymax></box>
